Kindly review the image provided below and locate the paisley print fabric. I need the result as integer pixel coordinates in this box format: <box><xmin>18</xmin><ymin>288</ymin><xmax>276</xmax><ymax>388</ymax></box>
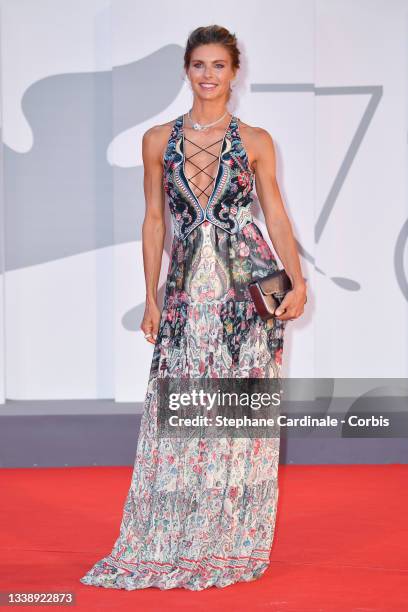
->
<box><xmin>164</xmin><ymin>114</ymin><xmax>255</xmax><ymax>239</ymax></box>
<box><xmin>80</xmin><ymin>114</ymin><xmax>287</xmax><ymax>591</ymax></box>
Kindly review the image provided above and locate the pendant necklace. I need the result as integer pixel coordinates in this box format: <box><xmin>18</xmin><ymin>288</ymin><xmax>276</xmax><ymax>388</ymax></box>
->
<box><xmin>187</xmin><ymin>108</ymin><xmax>229</xmax><ymax>131</ymax></box>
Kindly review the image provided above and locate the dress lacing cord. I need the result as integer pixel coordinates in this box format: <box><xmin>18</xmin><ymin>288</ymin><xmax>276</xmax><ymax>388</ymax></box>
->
<box><xmin>183</xmin><ymin>136</ymin><xmax>223</xmax><ymax>201</ymax></box>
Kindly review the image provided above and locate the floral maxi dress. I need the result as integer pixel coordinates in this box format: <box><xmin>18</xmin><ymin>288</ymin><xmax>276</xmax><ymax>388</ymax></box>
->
<box><xmin>80</xmin><ymin>113</ymin><xmax>287</xmax><ymax>591</ymax></box>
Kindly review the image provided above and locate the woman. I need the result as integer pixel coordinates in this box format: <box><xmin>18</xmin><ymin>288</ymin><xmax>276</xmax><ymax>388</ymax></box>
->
<box><xmin>80</xmin><ymin>25</ymin><xmax>307</xmax><ymax>591</ymax></box>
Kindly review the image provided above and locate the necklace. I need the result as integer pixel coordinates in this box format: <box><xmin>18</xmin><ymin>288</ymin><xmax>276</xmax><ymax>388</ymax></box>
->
<box><xmin>187</xmin><ymin>108</ymin><xmax>229</xmax><ymax>131</ymax></box>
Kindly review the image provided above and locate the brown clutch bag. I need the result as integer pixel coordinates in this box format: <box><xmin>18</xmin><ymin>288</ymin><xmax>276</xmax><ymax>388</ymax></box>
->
<box><xmin>248</xmin><ymin>269</ymin><xmax>293</xmax><ymax>321</ymax></box>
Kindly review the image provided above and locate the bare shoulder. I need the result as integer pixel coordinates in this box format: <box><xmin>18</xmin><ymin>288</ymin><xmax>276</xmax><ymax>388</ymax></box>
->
<box><xmin>142</xmin><ymin>117</ymin><xmax>178</xmax><ymax>162</ymax></box>
<box><xmin>237</xmin><ymin>119</ymin><xmax>275</xmax><ymax>172</ymax></box>
<box><xmin>143</xmin><ymin>117</ymin><xmax>176</xmax><ymax>141</ymax></box>
<box><xmin>238</xmin><ymin>119</ymin><xmax>274</xmax><ymax>147</ymax></box>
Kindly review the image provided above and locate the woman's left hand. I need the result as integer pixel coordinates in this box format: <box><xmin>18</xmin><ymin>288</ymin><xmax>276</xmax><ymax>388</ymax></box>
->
<box><xmin>274</xmin><ymin>285</ymin><xmax>307</xmax><ymax>321</ymax></box>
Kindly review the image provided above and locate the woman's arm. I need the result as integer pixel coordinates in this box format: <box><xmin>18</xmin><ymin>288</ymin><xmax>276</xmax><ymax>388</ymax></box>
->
<box><xmin>252</xmin><ymin>128</ymin><xmax>307</xmax><ymax>321</ymax></box>
<box><xmin>140</xmin><ymin>126</ymin><xmax>167</xmax><ymax>343</ymax></box>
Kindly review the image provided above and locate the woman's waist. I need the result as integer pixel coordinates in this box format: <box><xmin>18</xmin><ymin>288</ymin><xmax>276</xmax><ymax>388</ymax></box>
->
<box><xmin>170</xmin><ymin>215</ymin><xmax>260</xmax><ymax>243</ymax></box>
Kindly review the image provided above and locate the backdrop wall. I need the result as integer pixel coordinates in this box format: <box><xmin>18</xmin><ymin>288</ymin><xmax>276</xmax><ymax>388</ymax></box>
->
<box><xmin>0</xmin><ymin>1</ymin><xmax>407</xmax><ymax>428</ymax></box>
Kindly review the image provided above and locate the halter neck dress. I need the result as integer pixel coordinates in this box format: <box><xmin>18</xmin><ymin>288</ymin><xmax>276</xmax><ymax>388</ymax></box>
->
<box><xmin>80</xmin><ymin>113</ymin><xmax>287</xmax><ymax>591</ymax></box>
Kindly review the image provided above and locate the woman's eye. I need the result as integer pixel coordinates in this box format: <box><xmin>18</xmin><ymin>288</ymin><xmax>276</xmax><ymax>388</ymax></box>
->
<box><xmin>193</xmin><ymin>63</ymin><xmax>225</xmax><ymax>69</ymax></box>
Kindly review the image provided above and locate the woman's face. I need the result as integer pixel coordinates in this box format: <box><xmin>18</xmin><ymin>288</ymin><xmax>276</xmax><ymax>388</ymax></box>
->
<box><xmin>186</xmin><ymin>43</ymin><xmax>235</xmax><ymax>101</ymax></box>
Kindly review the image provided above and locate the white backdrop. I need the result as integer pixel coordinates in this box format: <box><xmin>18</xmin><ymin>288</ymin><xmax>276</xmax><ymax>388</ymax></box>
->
<box><xmin>0</xmin><ymin>0</ymin><xmax>407</xmax><ymax>406</ymax></box>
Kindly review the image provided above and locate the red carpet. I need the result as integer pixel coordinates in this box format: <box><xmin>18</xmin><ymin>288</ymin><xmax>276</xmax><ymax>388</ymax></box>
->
<box><xmin>0</xmin><ymin>465</ymin><xmax>407</xmax><ymax>611</ymax></box>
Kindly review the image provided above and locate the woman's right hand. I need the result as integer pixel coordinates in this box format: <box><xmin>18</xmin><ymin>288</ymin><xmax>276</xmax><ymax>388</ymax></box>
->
<box><xmin>141</xmin><ymin>301</ymin><xmax>161</xmax><ymax>344</ymax></box>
